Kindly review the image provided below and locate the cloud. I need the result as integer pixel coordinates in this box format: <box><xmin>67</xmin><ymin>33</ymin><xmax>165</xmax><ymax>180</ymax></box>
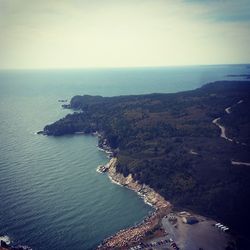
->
<box><xmin>0</xmin><ymin>0</ymin><xmax>249</xmax><ymax>69</ymax></box>
<box><xmin>185</xmin><ymin>0</ymin><xmax>250</xmax><ymax>23</ymax></box>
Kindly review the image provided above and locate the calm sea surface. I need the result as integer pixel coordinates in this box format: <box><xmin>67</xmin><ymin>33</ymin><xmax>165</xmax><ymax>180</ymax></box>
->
<box><xmin>0</xmin><ymin>65</ymin><xmax>249</xmax><ymax>249</ymax></box>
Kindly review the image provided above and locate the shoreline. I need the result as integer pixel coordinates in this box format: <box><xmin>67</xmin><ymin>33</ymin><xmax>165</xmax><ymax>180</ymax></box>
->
<box><xmin>107</xmin><ymin>158</ymin><xmax>170</xmax><ymax>209</ymax></box>
<box><xmin>94</xmin><ymin>96</ymin><xmax>244</xmax><ymax>249</ymax></box>
<box><xmin>0</xmin><ymin>235</ymin><xmax>32</xmax><ymax>250</ymax></box>
<box><xmin>36</xmin><ymin>81</ymin><xmax>249</xmax><ymax>249</ymax></box>
<box><xmin>96</xmin><ymin>157</ymin><xmax>172</xmax><ymax>249</ymax></box>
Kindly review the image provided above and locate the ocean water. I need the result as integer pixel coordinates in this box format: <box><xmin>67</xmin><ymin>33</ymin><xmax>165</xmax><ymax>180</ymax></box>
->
<box><xmin>0</xmin><ymin>65</ymin><xmax>249</xmax><ymax>249</ymax></box>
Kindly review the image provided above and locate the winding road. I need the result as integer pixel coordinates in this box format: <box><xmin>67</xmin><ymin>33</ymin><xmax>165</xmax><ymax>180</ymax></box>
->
<box><xmin>231</xmin><ymin>160</ymin><xmax>250</xmax><ymax>167</ymax></box>
<box><xmin>212</xmin><ymin>100</ymin><xmax>250</xmax><ymax>166</ymax></box>
<box><xmin>212</xmin><ymin>117</ymin><xmax>233</xmax><ymax>142</ymax></box>
<box><xmin>212</xmin><ymin>100</ymin><xmax>244</xmax><ymax>143</ymax></box>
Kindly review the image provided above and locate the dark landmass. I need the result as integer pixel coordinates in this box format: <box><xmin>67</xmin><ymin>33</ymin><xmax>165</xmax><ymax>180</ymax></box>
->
<box><xmin>227</xmin><ymin>74</ymin><xmax>250</xmax><ymax>79</ymax></box>
<box><xmin>43</xmin><ymin>81</ymin><xmax>250</xmax><ymax>247</ymax></box>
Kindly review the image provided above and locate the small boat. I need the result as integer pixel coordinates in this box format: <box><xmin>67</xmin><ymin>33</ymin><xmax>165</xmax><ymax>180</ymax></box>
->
<box><xmin>96</xmin><ymin>165</ymin><xmax>108</xmax><ymax>173</ymax></box>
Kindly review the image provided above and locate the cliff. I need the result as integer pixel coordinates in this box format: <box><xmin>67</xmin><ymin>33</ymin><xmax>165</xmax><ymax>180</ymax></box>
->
<box><xmin>97</xmin><ymin>158</ymin><xmax>171</xmax><ymax>249</ymax></box>
<box><xmin>108</xmin><ymin>158</ymin><xmax>170</xmax><ymax>209</ymax></box>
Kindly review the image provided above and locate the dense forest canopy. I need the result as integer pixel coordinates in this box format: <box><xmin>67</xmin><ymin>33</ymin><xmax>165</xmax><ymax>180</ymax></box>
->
<box><xmin>44</xmin><ymin>81</ymin><xmax>250</xmax><ymax>239</ymax></box>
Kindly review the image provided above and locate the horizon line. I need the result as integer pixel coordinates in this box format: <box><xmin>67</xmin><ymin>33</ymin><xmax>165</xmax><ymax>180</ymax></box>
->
<box><xmin>0</xmin><ymin>63</ymin><xmax>250</xmax><ymax>71</ymax></box>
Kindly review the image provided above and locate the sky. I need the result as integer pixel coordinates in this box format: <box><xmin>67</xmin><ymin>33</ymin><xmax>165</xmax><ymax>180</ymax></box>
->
<box><xmin>0</xmin><ymin>0</ymin><xmax>250</xmax><ymax>69</ymax></box>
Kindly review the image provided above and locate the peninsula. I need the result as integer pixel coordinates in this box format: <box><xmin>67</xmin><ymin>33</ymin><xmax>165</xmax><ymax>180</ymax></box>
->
<box><xmin>41</xmin><ymin>81</ymin><xmax>250</xmax><ymax>248</ymax></box>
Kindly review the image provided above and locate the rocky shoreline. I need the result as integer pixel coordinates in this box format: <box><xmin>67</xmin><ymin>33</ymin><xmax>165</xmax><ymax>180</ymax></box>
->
<box><xmin>0</xmin><ymin>236</ymin><xmax>31</xmax><ymax>250</ymax></box>
<box><xmin>97</xmin><ymin>157</ymin><xmax>172</xmax><ymax>249</ymax></box>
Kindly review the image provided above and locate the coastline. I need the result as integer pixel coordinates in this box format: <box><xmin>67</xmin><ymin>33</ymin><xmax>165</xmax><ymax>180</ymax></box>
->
<box><xmin>97</xmin><ymin>158</ymin><xmax>235</xmax><ymax>250</ymax></box>
<box><xmin>107</xmin><ymin>158</ymin><xmax>170</xmax><ymax>209</ymax></box>
<box><xmin>0</xmin><ymin>235</ymin><xmax>31</xmax><ymax>250</ymax></box>
<box><xmin>97</xmin><ymin>157</ymin><xmax>172</xmax><ymax>249</ymax></box>
<box><xmin>40</xmin><ymin>80</ymin><xmax>250</xmax><ymax>249</ymax></box>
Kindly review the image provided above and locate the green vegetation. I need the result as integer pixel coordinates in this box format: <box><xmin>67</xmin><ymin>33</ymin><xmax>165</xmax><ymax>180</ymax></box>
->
<box><xmin>44</xmin><ymin>81</ymin><xmax>250</xmax><ymax>239</ymax></box>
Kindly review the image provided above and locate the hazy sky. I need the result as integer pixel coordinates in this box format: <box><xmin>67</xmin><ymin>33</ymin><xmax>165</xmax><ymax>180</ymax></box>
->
<box><xmin>0</xmin><ymin>0</ymin><xmax>250</xmax><ymax>69</ymax></box>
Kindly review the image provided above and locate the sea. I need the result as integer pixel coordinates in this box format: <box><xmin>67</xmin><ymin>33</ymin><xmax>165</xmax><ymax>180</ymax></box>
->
<box><xmin>0</xmin><ymin>65</ymin><xmax>249</xmax><ymax>250</ymax></box>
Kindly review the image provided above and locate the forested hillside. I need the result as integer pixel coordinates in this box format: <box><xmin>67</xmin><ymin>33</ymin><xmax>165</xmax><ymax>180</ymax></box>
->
<box><xmin>43</xmin><ymin>81</ymin><xmax>250</xmax><ymax>241</ymax></box>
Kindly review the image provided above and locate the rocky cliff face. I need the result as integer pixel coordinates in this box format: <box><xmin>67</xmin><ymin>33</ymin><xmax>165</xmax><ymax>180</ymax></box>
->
<box><xmin>97</xmin><ymin>158</ymin><xmax>171</xmax><ymax>249</ymax></box>
<box><xmin>108</xmin><ymin>158</ymin><xmax>170</xmax><ymax>209</ymax></box>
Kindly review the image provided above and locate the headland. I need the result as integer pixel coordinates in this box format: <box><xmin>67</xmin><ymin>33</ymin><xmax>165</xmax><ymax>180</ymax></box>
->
<box><xmin>41</xmin><ymin>80</ymin><xmax>250</xmax><ymax>249</ymax></box>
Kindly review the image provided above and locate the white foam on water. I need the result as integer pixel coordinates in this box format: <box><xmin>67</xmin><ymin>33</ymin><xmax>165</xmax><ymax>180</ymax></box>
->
<box><xmin>0</xmin><ymin>235</ymin><xmax>11</xmax><ymax>245</ymax></box>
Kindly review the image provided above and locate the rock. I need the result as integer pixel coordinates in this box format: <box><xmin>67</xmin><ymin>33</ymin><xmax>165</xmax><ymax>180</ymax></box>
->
<box><xmin>0</xmin><ymin>240</ymin><xmax>9</xmax><ymax>248</ymax></box>
<box><xmin>97</xmin><ymin>158</ymin><xmax>172</xmax><ymax>249</ymax></box>
<box><xmin>62</xmin><ymin>104</ymin><xmax>71</xmax><ymax>109</ymax></box>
